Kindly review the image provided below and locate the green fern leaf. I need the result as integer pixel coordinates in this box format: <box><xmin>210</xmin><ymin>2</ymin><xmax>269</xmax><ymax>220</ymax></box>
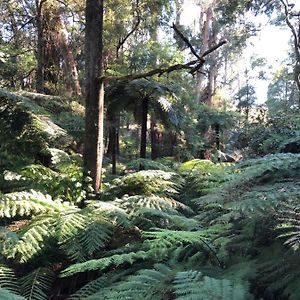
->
<box><xmin>61</xmin><ymin>250</ymin><xmax>151</xmax><ymax>277</ymax></box>
<box><xmin>19</xmin><ymin>267</ymin><xmax>55</xmax><ymax>300</ymax></box>
<box><xmin>0</xmin><ymin>288</ymin><xmax>25</xmax><ymax>300</ymax></box>
<box><xmin>0</xmin><ymin>264</ymin><xmax>18</xmax><ymax>293</ymax></box>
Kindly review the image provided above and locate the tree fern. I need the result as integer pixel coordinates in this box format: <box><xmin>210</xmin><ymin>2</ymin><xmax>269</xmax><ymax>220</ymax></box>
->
<box><xmin>101</xmin><ymin>170</ymin><xmax>182</xmax><ymax>200</ymax></box>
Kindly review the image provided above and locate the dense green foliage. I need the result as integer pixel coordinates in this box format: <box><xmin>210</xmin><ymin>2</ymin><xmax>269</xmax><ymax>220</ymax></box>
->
<box><xmin>1</xmin><ymin>88</ymin><xmax>300</xmax><ymax>299</ymax></box>
<box><xmin>1</xmin><ymin>0</ymin><xmax>300</xmax><ymax>299</ymax></box>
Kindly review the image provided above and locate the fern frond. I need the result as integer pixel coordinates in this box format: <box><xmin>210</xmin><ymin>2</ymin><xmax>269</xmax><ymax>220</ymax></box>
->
<box><xmin>0</xmin><ymin>188</ymin><xmax>79</xmax><ymax>222</ymax></box>
<box><xmin>88</xmin><ymin>200</ymin><xmax>132</xmax><ymax>228</ymax></box>
<box><xmin>174</xmin><ymin>271</ymin><xmax>251</xmax><ymax>300</ymax></box>
<box><xmin>133</xmin><ymin>208</ymin><xmax>198</xmax><ymax>230</ymax></box>
<box><xmin>113</xmin><ymin>195</ymin><xmax>193</xmax><ymax>215</ymax></box>
<box><xmin>0</xmin><ymin>288</ymin><xmax>25</xmax><ymax>300</ymax></box>
<box><xmin>61</xmin><ymin>250</ymin><xmax>152</xmax><ymax>277</ymax></box>
<box><xmin>3</xmin><ymin>215</ymin><xmax>56</xmax><ymax>262</ymax></box>
<box><xmin>0</xmin><ymin>190</ymin><xmax>71</xmax><ymax>218</ymax></box>
<box><xmin>276</xmin><ymin>201</ymin><xmax>300</xmax><ymax>251</ymax></box>
<box><xmin>19</xmin><ymin>267</ymin><xmax>55</xmax><ymax>300</ymax></box>
<box><xmin>102</xmin><ymin>170</ymin><xmax>182</xmax><ymax>200</ymax></box>
<box><xmin>68</xmin><ymin>270</ymin><xmax>132</xmax><ymax>300</ymax></box>
<box><xmin>127</xmin><ymin>158</ymin><xmax>172</xmax><ymax>172</ymax></box>
<box><xmin>0</xmin><ymin>264</ymin><xmax>18</xmax><ymax>292</ymax></box>
<box><xmin>87</xmin><ymin>263</ymin><xmax>174</xmax><ymax>300</ymax></box>
<box><xmin>57</xmin><ymin>210</ymin><xmax>115</xmax><ymax>262</ymax></box>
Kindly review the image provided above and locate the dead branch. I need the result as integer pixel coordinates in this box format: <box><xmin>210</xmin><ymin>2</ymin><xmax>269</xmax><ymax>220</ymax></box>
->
<box><xmin>280</xmin><ymin>0</ymin><xmax>300</xmax><ymax>61</ymax></box>
<box><xmin>116</xmin><ymin>0</ymin><xmax>141</xmax><ymax>58</ymax></box>
<box><xmin>102</xmin><ymin>40</ymin><xmax>226</xmax><ymax>82</ymax></box>
<box><xmin>172</xmin><ymin>23</ymin><xmax>201</xmax><ymax>60</ymax></box>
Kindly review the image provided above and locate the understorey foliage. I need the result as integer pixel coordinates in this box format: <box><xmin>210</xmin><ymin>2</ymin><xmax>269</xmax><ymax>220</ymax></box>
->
<box><xmin>1</xmin><ymin>152</ymin><xmax>300</xmax><ymax>299</ymax></box>
<box><xmin>1</xmin><ymin>91</ymin><xmax>300</xmax><ymax>299</ymax></box>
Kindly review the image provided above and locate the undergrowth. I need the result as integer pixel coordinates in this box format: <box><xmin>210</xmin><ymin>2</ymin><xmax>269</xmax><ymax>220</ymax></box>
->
<box><xmin>1</xmin><ymin>91</ymin><xmax>300</xmax><ymax>299</ymax></box>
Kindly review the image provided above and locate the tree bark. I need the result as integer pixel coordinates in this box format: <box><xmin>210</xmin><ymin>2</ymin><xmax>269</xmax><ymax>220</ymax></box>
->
<box><xmin>207</xmin><ymin>63</ymin><xmax>218</xmax><ymax>107</ymax></box>
<box><xmin>150</xmin><ymin>121</ymin><xmax>160</xmax><ymax>159</ymax></box>
<box><xmin>58</xmin><ymin>15</ymin><xmax>81</xmax><ymax>96</ymax></box>
<box><xmin>84</xmin><ymin>0</ymin><xmax>104</xmax><ymax>192</ymax></box>
<box><xmin>107</xmin><ymin>114</ymin><xmax>118</xmax><ymax>175</ymax></box>
<box><xmin>140</xmin><ymin>97</ymin><xmax>149</xmax><ymax>159</ymax></box>
<box><xmin>35</xmin><ymin>0</ymin><xmax>46</xmax><ymax>93</ymax></box>
<box><xmin>175</xmin><ymin>0</ymin><xmax>184</xmax><ymax>26</ymax></box>
<box><xmin>196</xmin><ymin>7</ymin><xmax>212</xmax><ymax>103</ymax></box>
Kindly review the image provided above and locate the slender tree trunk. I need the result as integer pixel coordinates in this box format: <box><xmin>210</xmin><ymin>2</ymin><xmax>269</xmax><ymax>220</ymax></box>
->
<box><xmin>140</xmin><ymin>97</ymin><xmax>149</xmax><ymax>159</ymax></box>
<box><xmin>111</xmin><ymin>125</ymin><xmax>117</xmax><ymax>175</ymax></box>
<box><xmin>35</xmin><ymin>0</ymin><xmax>45</xmax><ymax>93</ymax></box>
<box><xmin>84</xmin><ymin>0</ymin><xmax>104</xmax><ymax>192</ymax></box>
<box><xmin>196</xmin><ymin>7</ymin><xmax>212</xmax><ymax>103</ymax></box>
<box><xmin>207</xmin><ymin>63</ymin><xmax>218</xmax><ymax>107</ymax></box>
<box><xmin>107</xmin><ymin>114</ymin><xmax>117</xmax><ymax>175</ymax></box>
<box><xmin>150</xmin><ymin>121</ymin><xmax>159</xmax><ymax>159</ymax></box>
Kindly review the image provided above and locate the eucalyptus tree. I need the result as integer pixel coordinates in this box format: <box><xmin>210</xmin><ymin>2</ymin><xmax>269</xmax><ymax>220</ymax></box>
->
<box><xmin>192</xmin><ymin>0</ymin><xmax>258</xmax><ymax>107</ymax></box>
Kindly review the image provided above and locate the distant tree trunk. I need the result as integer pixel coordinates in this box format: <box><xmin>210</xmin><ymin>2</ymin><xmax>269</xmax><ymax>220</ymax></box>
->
<box><xmin>58</xmin><ymin>16</ymin><xmax>81</xmax><ymax>96</ymax></box>
<box><xmin>196</xmin><ymin>7</ymin><xmax>212</xmax><ymax>103</ymax></box>
<box><xmin>207</xmin><ymin>63</ymin><xmax>218</xmax><ymax>107</ymax></box>
<box><xmin>150</xmin><ymin>121</ymin><xmax>159</xmax><ymax>159</ymax></box>
<box><xmin>84</xmin><ymin>0</ymin><xmax>104</xmax><ymax>192</ymax></box>
<box><xmin>175</xmin><ymin>0</ymin><xmax>184</xmax><ymax>26</ymax></box>
<box><xmin>35</xmin><ymin>0</ymin><xmax>46</xmax><ymax>93</ymax></box>
<box><xmin>215</xmin><ymin>124</ymin><xmax>220</xmax><ymax>151</ymax></box>
<box><xmin>111</xmin><ymin>125</ymin><xmax>117</xmax><ymax>175</ymax></box>
<box><xmin>140</xmin><ymin>97</ymin><xmax>149</xmax><ymax>159</ymax></box>
<box><xmin>107</xmin><ymin>114</ymin><xmax>118</xmax><ymax>175</ymax></box>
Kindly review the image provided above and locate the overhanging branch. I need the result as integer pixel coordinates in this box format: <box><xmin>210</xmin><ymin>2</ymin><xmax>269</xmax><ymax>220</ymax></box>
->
<box><xmin>102</xmin><ymin>40</ymin><xmax>226</xmax><ymax>83</ymax></box>
<box><xmin>172</xmin><ymin>23</ymin><xmax>201</xmax><ymax>60</ymax></box>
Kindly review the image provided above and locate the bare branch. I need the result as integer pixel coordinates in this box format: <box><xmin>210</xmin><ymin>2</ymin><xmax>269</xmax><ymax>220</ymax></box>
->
<box><xmin>102</xmin><ymin>40</ymin><xmax>226</xmax><ymax>82</ymax></box>
<box><xmin>280</xmin><ymin>0</ymin><xmax>300</xmax><ymax>61</ymax></box>
<box><xmin>201</xmin><ymin>40</ymin><xmax>227</xmax><ymax>58</ymax></box>
<box><xmin>172</xmin><ymin>23</ymin><xmax>201</xmax><ymax>60</ymax></box>
<box><xmin>116</xmin><ymin>0</ymin><xmax>141</xmax><ymax>58</ymax></box>
<box><xmin>103</xmin><ymin>60</ymin><xmax>198</xmax><ymax>82</ymax></box>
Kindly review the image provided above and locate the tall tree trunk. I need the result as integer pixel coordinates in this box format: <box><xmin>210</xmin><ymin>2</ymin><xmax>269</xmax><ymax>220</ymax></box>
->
<box><xmin>58</xmin><ymin>16</ymin><xmax>81</xmax><ymax>96</ymax></box>
<box><xmin>196</xmin><ymin>7</ymin><xmax>212</xmax><ymax>103</ymax></box>
<box><xmin>35</xmin><ymin>0</ymin><xmax>46</xmax><ymax>93</ymax></box>
<box><xmin>84</xmin><ymin>0</ymin><xmax>104</xmax><ymax>192</ymax></box>
<box><xmin>140</xmin><ymin>97</ymin><xmax>149</xmax><ymax>159</ymax></box>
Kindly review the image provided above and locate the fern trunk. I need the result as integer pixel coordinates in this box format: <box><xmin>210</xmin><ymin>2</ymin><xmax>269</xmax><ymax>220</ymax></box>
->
<box><xmin>151</xmin><ymin>120</ymin><xmax>159</xmax><ymax>160</ymax></box>
<box><xmin>140</xmin><ymin>97</ymin><xmax>149</xmax><ymax>161</ymax></box>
